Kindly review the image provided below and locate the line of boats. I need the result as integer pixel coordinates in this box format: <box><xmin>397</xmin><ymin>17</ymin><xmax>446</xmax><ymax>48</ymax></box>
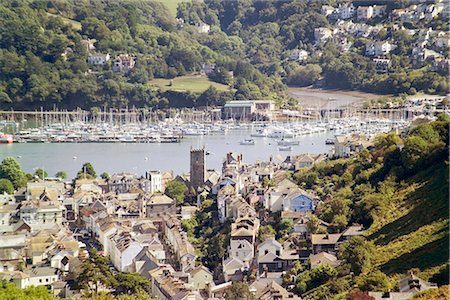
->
<box><xmin>2</xmin><ymin>117</ymin><xmax>410</xmax><ymax>144</ymax></box>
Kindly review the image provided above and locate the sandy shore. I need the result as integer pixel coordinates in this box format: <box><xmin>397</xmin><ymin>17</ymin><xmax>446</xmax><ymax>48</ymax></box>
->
<box><xmin>288</xmin><ymin>87</ymin><xmax>385</xmax><ymax>109</ymax></box>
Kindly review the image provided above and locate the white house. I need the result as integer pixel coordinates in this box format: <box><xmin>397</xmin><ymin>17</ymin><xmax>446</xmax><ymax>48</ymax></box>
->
<box><xmin>196</xmin><ymin>22</ymin><xmax>210</xmax><ymax>33</ymax></box>
<box><xmin>339</xmin><ymin>3</ymin><xmax>355</xmax><ymax>19</ymax></box>
<box><xmin>289</xmin><ymin>49</ymin><xmax>309</xmax><ymax>62</ymax></box>
<box><xmin>229</xmin><ymin>239</ymin><xmax>254</xmax><ymax>264</ymax></box>
<box><xmin>108</xmin><ymin>232</ymin><xmax>143</xmax><ymax>271</ymax></box>
<box><xmin>365</xmin><ymin>41</ymin><xmax>395</xmax><ymax>56</ymax></box>
<box><xmin>13</xmin><ymin>267</ymin><xmax>60</xmax><ymax>289</ymax></box>
<box><xmin>357</xmin><ymin>6</ymin><xmax>373</xmax><ymax>21</ymax></box>
<box><xmin>88</xmin><ymin>53</ymin><xmax>110</xmax><ymax>65</ymax></box>
<box><xmin>50</xmin><ymin>250</ymin><xmax>74</xmax><ymax>272</ymax></box>
<box><xmin>257</xmin><ymin>237</ymin><xmax>282</xmax><ymax>259</ymax></box>
<box><xmin>314</xmin><ymin>27</ymin><xmax>333</xmax><ymax>43</ymax></box>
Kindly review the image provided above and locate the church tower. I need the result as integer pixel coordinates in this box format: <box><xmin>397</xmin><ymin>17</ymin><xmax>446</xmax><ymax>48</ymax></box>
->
<box><xmin>190</xmin><ymin>148</ymin><xmax>205</xmax><ymax>191</ymax></box>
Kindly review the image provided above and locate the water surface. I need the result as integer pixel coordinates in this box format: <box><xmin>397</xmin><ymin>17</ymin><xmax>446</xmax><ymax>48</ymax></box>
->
<box><xmin>1</xmin><ymin>130</ymin><xmax>333</xmax><ymax>178</ymax></box>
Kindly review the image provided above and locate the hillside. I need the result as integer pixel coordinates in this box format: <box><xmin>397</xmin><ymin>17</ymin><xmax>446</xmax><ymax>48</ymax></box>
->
<box><xmin>291</xmin><ymin>115</ymin><xmax>449</xmax><ymax>298</ymax></box>
<box><xmin>368</xmin><ymin>162</ymin><xmax>448</xmax><ymax>283</ymax></box>
<box><xmin>0</xmin><ymin>0</ymin><xmax>282</xmax><ymax>110</ymax></box>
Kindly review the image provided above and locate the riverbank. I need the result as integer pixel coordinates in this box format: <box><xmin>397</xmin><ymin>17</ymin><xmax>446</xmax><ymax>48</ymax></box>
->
<box><xmin>287</xmin><ymin>87</ymin><xmax>385</xmax><ymax>109</ymax></box>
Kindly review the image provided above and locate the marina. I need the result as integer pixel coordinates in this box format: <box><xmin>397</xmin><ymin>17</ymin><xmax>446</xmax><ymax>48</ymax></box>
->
<box><xmin>0</xmin><ymin>116</ymin><xmax>411</xmax><ymax>178</ymax></box>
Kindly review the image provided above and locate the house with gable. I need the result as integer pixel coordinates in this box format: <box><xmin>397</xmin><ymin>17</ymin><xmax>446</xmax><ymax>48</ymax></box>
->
<box><xmin>190</xmin><ymin>265</ymin><xmax>214</xmax><ymax>290</ymax></box>
<box><xmin>256</xmin><ymin>237</ymin><xmax>299</xmax><ymax>274</ymax></box>
<box><xmin>108</xmin><ymin>230</ymin><xmax>143</xmax><ymax>272</ymax></box>
<box><xmin>229</xmin><ymin>239</ymin><xmax>254</xmax><ymax>264</ymax></box>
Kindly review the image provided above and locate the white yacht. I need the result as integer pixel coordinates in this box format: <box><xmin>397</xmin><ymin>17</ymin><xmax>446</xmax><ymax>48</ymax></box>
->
<box><xmin>240</xmin><ymin>139</ymin><xmax>256</xmax><ymax>145</ymax></box>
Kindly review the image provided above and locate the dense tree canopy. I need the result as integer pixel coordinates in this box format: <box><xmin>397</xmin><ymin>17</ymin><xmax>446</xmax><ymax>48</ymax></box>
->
<box><xmin>0</xmin><ymin>157</ymin><xmax>27</xmax><ymax>190</ymax></box>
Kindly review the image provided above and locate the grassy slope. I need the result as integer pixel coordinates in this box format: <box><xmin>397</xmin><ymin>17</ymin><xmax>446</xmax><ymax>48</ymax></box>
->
<box><xmin>367</xmin><ymin>161</ymin><xmax>449</xmax><ymax>284</ymax></box>
<box><xmin>45</xmin><ymin>12</ymin><xmax>81</xmax><ymax>30</ymax></box>
<box><xmin>154</xmin><ymin>0</ymin><xmax>190</xmax><ymax>17</ymax></box>
<box><xmin>149</xmin><ymin>75</ymin><xmax>232</xmax><ymax>92</ymax></box>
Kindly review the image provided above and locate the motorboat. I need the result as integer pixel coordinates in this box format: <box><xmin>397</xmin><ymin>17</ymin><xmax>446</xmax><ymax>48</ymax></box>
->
<box><xmin>240</xmin><ymin>139</ymin><xmax>255</xmax><ymax>145</ymax></box>
<box><xmin>277</xmin><ymin>139</ymin><xmax>299</xmax><ymax>146</ymax></box>
<box><xmin>278</xmin><ymin>146</ymin><xmax>292</xmax><ymax>151</ymax></box>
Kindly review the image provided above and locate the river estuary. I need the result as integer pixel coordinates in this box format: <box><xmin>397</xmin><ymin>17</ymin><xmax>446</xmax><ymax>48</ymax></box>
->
<box><xmin>0</xmin><ymin>130</ymin><xmax>334</xmax><ymax>178</ymax></box>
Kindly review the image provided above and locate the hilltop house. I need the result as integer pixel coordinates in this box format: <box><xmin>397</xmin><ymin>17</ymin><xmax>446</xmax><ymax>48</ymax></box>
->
<box><xmin>311</xmin><ymin>233</ymin><xmax>342</xmax><ymax>254</ymax></box>
<box><xmin>365</xmin><ymin>41</ymin><xmax>395</xmax><ymax>56</ymax></box>
<box><xmin>112</xmin><ymin>54</ymin><xmax>136</xmax><ymax>73</ymax></box>
<box><xmin>88</xmin><ymin>53</ymin><xmax>110</xmax><ymax>65</ymax></box>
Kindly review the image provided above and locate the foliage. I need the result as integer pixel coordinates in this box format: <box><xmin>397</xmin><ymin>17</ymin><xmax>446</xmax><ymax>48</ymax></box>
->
<box><xmin>34</xmin><ymin>168</ymin><xmax>48</xmax><ymax>180</ymax></box>
<box><xmin>114</xmin><ymin>272</ymin><xmax>150</xmax><ymax>295</ymax></box>
<box><xmin>79</xmin><ymin>249</ymin><xmax>117</xmax><ymax>296</ymax></box>
<box><xmin>294</xmin><ymin>264</ymin><xmax>338</xmax><ymax>295</ymax></box>
<box><xmin>224</xmin><ymin>282</ymin><xmax>255</xmax><ymax>300</ymax></box>
<box><xmin>286</xmin><ymin>64</ymin><xmax>322</xmax><ymax>87</ymax></box>
<box><xmin>55</xmin><ymin>171</ymin><xmax>68</xmax><ymax>179</ymax></box>
<box><xmin>77</xmin><ymin>162</ymin><xmax>97</xmax><ymax>179</ymax></box>
<box><xmin>0</xmin><ymin>281</ymin><xmax>54</xmax><ymax>300</ymax></box>
<box><xmin>0</xmin><ymin>157</ymin><xmax>27</xmax><ymax>189</ymax></box>
<box><xmin>258</xmin><ymin>224</ymin><xmax>276</xmax><ymax>242</ymax></box>
<box><xmin>412</xmin><ymin>285</ymin><xmax>450</xmax><ymax>299</ymax></box>
<box><xmin>100</xmin><ymin>172</ymin><xmax>110</xmax><ymax>180</ymax></box>
<box><xmin>289</xmin><ymin>117</ymin><xmax>449</xmax><ymax>298</ymax></box>
<box><xmin>164</xmin><ymin>180</ymin><xmax>188</xmax><ymax>205</ymax></box>
<box><xmin>339</xmin><ymin>235</ymin><xmax>374</xmax><ymax>275</ymax></box>
<box><xmin>0</xmin><ymin>179</ymin><xmax>14</xmax><ymax>194</ymax></box>
<box><xmin>356</xmin><ymin>270</ymin><xmax>391</xmax><ymax>292</ymax></box>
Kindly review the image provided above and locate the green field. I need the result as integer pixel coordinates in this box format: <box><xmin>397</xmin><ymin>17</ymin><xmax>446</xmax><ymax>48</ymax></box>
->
<box><xmin>149</xmin><ymin>75</ymin><xmax>232</xmax><ymax>93</ymax></box>
<box><xmin>46</xmin><ymin>12</ymin><xmax>81</xmax><ymax>30</ymax></box>
<box><xmin>155</xmin><ymin>0</ymin><xmax>190</xmax><ymax>17</ymax></box>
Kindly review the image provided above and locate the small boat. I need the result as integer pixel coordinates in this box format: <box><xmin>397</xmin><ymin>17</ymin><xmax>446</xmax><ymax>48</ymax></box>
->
<box><xmin>0</xmin><ymin>133</ymin><xmax>13</xmax><ymax>144</ymax></box>
<box><xmin>240</xmin><ymin>139</ymin><xmax>255</xmax><ymax>145</ymax></box>
<box><xmin>325</xmin><ymin>138</ymin><xmax>335</xmax><ymax>145</ymax></box>
<box><xmin>278</xmin><ymin>146</ymin><xmax>292</xmax><ymax>151</ymax></box>
<box><xmin>277</xmin><ymin>139</ymin><xmax>299</xmax><ymax>146</ymax></box>
<box><xmin>250</xmin><ymin>129</ymin><xmax>268</xmax><ymax>137</ymax></box>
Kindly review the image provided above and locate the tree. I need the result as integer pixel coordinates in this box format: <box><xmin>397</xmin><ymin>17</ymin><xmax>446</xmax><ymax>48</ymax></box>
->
<box><xmin>100</xmin><ymin>172</ymin><xmax>110</xmax><ymax>180</ymax></box>
<box><xmin>339</xmin><ymin>236</ymin><xmax>374</xmax><ymax>275</ymax></box>
<box><xmin>225</xmin><ymin>282</ymin><xmax>255</xmax><ymax>300</ymax></box>
<box><xmin>287</xmin><ymin>64</ymin><xmax>322</xmax><ymax>87</ymax></box>
<box><xmin>115</xmin><ymin>272</ymin><xmax>150</xmax><ymax>295</ymax></box>
<box><xmin>79</xmin><ymin>249</ymin><xmax>116</xmax><ymax>296</ymax></box>
<box><xmin>77</xmin><ymin>162</ymin><xmax>97</xmax><ymax>179</ymax></box>
<box><xmin>165</xmin><ymin>180</ymin><xmax>188</xmax><ymax>205</ymax></box>
<box><xmin>401</xmin><ymin>136</ymin><xmax>428</xmax><ymax>171</ymax></box>
<box><xmin>0</xmin><ymin>282</ymin><xmax>54</xmax><ymax>300</ymax></box>
<box><xmin>0</xmin><ymin>178</ymin><xmax>14</xmax><ymax>194</ymax></box>
<box><xmin>34</xmin><ymin>168</ymin><xmax>48</xmax><ymax>180</ymax></box>
<box><xmin>356</xmin><ymin>271</ymin><xmax>390</xmax><ymax>291</ymax></box>
<box><xmin>276</xmin><ymin>219</ymin><xmax>294</xmax><ymax>240</ymax></box>
<box><xmin>258</xmin><ymin>225</ymin><xmax>276</xmax><ymax>242</ymax></box>
<box><xmin>55</xmin><ymin>171</ymin><xmax>68</xmax><ymax>180</ymax></box>
<box><xmin>0</xmin><ymin>157</ymin><xmax>27</xmax><ymax>189</ymax></box>
<box><xmin>307</xmin><ymin>215</ymin><xmax>327</xmax><ymax>234</ymax></box>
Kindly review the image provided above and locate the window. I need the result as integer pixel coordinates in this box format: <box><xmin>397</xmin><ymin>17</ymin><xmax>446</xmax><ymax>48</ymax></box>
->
<box><xmin>46</xmin><ymin>278</ymin><xmax>49</xmax><ymax>282</ymax></box>
<box><xmin>265</xmin><ymin>250</ymin><xmax>269</xmax><ymax>255</ymax></box>
<box><xmin>39</xmin><ymin>279</ymin><xmax>42</xmax><ymax>283</ymax></box>
<box><xmin>276</xmin><ymin>250</ymin><xmax>280</xmax><ymax>256</ymax></box>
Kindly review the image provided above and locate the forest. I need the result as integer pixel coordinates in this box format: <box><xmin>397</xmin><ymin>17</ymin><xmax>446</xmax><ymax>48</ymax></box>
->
<box><xmin>0</xmin><ymin>0</ymin><xmax>448</xmax><ymax>110</ymax></box>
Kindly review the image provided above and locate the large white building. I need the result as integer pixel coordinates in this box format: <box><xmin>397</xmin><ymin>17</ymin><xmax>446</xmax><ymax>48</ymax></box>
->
<box><xmin>88</xmin><ymin>53</ymin><xmax>111</xmax><ymax>65</ymax></box>
<box><xmin>145</xmin><ymin>170</ymin><xmax>162</xmax><ymax>194</ymax></box>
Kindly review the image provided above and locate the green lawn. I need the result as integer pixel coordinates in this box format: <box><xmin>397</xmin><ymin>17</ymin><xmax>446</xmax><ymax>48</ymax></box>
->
<box><xmin>154</xmin><ymin>0</ymin><xmax>191</xmax><ymax>17</ymax></box>
<box><xmin>46</xmin><ymin>12</ymin><xmax>82</xmax><ymax>30</ymax></box>
<box><xmin>149</xmin><ymin>75</ymin><xmax>232</xmax><ymax>93</ymax></box>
